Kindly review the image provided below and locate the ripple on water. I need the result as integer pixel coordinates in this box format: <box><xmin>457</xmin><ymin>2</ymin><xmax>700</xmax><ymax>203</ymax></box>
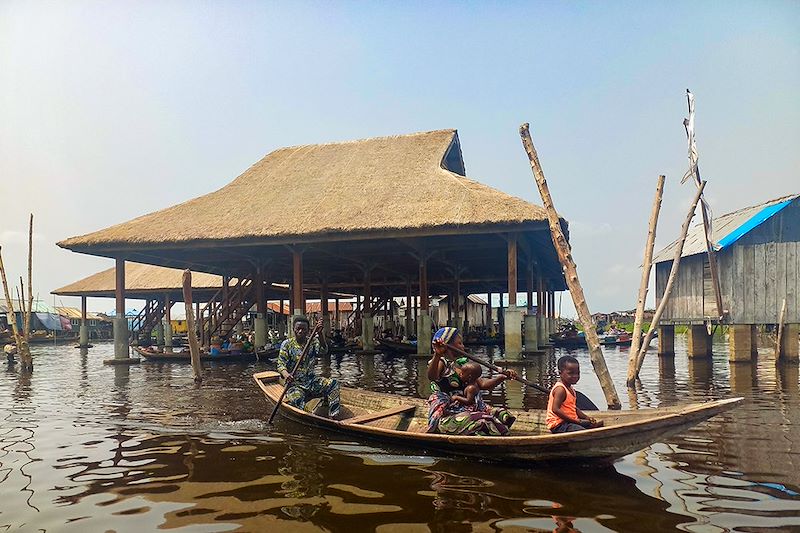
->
<box><xmin>0</xmin><ymin>338</ymin><xmax>798</xmax><ymax>532</ymax></box>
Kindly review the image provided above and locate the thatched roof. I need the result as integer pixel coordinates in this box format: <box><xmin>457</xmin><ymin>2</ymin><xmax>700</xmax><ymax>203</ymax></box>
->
<box><xmin>58</xmin><ymin>130</ymin><xmax>549</xmax><ymax>252</ymax></box>
<box><xmin>52</xmin><ymin>262</ymin><xmax>226</xmax><ymax>297</ymax></box>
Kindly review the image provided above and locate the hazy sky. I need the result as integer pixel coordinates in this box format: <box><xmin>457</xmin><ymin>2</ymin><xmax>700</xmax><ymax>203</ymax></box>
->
<box><xmin>1</xmin><ymin>1</ymin><xmax>798</xmax><ymax>316</ymax></box>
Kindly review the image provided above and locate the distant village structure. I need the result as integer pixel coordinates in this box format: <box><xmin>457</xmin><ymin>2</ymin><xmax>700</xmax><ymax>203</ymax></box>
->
<box><xmin>652</xmin><ymin>194</ymin><xmax>800</xmax><ymax>361</ymax></box>
<box><xmin>56</xmin><ymin>130</ymin><xmax>568</xmax><ymax>361</ymax></box>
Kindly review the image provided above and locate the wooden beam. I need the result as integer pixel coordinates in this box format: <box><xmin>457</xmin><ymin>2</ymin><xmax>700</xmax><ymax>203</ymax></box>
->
<box><xmin>292</xmin><ymin>248</ymin><xmax>304</xmax><ymax>315</ymax></box>
<box><xmin>419</xmin><ymin>259</ymin><xmax>429</xmax><ymax>311</ymax></box>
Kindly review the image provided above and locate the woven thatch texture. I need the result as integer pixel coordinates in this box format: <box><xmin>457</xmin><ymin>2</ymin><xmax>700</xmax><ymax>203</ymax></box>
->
<box><xmin>52</xmin><ymin>262</ymin><xmax>224</xmax><ymax>296</ymax></box>
<box><xmin>58</xmin><ymin>130</ymin><xmax>548</xmax><ymax>250</ymax></box>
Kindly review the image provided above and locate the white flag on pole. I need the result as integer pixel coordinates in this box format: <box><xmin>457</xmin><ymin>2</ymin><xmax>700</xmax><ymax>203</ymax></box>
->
<box><xmin>682</xmin><ymin>89</ymin><xmax>714</xmax><ymax>239</ymax></box>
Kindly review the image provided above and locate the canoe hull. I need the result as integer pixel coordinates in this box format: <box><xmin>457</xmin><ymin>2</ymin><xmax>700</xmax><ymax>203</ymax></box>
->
<box><xmin>135</xmin><ymin>346</ymin><xmax>276</xmax><ymax>362</ymax></box>
<box><xmin>253</xmin><ymin>371</ymin><xmax>742</xmax><ymax>463</ymax></box>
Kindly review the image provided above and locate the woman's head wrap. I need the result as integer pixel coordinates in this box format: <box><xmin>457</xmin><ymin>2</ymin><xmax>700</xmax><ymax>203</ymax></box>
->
<box><xmin>432</xmin><ymin>327</ymin><xmax>460</xmax><ymax>345</ymax></box>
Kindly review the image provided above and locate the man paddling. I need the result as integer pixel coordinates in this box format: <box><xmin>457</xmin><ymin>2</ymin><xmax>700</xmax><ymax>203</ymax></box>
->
<box><xmin>277</xmin><ymin>316</ymin><xmax>340</xmax><ymax>419</ymax></box>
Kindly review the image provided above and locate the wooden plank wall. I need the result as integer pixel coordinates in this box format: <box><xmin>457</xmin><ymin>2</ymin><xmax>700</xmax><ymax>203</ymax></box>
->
<box><xmin>655</xmin><ymin>241</ymin><xmax>799</xmax><ymax>324</ymax></box>
<box><xmin>720</xmin><ymin>242</ymin><xmax>799</xmax><ymax>324</ymax></box>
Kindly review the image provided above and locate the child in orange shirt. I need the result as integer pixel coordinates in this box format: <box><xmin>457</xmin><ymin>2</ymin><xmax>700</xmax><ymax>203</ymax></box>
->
<box><xmin>546</xmin><ymin>355</ymin><xmax>603</xmax><ymax>433</ymax></box>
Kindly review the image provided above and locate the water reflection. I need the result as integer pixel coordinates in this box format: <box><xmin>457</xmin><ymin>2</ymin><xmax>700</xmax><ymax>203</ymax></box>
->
<box><xmin>0</xmin><ymin>338</ymin><xmax>798</xmax><ymax>532</ymax></box>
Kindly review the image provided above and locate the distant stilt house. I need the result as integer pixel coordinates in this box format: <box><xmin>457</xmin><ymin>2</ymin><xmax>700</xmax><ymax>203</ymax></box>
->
<box><xmin>652</xmin><ymin>194</ymin><xmax>800</xmax><ymax>361</ymax></box>
<box><xmin>432</xmin><ymin>294</ymin><xmax>489</xmax><ymax>330</ymax></box>
<box><xmin>56</xmin><ymin>307</ymin><xmax>113</xmax><ymax>339</ymax></box>
<box><xmin>57</xmin><ymin>129</ymin><xmax>568</xmax><ymax>360</ymax></box>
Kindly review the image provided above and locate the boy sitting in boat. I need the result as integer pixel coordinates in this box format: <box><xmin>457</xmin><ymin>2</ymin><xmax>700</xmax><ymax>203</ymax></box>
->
<box><xmin>546</xmin><ymin>356</ymin><xmax>603</xmax><ymax>433</ymax></box>
<box><xmin>427</xmin><ymin>327</ymin><xmax>517</xmax><ymax>436</ymax></box>
<box><xmin>277</xmin><ymin>316</ymin><xmax>339</xmax><ymax>419</ymax></box>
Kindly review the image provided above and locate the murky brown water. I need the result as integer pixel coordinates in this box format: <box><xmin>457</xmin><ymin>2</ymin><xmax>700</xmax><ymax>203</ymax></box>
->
<box><xmin>1</xmin><ymin>337</ymin><xmax>799</xmax><ymax>532</ymax></box>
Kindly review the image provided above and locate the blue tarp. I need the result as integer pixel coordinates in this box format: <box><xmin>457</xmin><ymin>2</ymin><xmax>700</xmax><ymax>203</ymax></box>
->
<box><xmin>717</xmin><ymin>199</ymin><xmax>794</xmax><ymax>249</ymax></box>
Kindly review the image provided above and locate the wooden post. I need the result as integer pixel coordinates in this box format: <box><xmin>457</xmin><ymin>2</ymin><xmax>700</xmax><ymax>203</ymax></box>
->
<box><xmin>486</xmin><ymin>291</ymin><xmax>492</xmax><ymax>330</ymax></box>
<box><xmin>115</xmin><ymin>259</ymin><xmax>125</xmax><ymax>317</ymax></box>
<box><xmin>633</xmin><ymin>181</ymin><xmax>707</xmax><ymax>377</ymax></box>
<box><xmin>520</xmin><ymin>122</ymin><xmax>621</xmax><ymax>409</ymax></box>
<box><xmin>182</xmin><ymin>270</ymin><xmax>203</xmax><ymax>382</ymax></box>
<box><xmin>321</xmin><ymin>277</ymin><xmax>330</xmax><ymax>337</ymax></box>
<box><xmin>626</xmin><ymin>175</ymin><xmax>665</xmax><ymax>386</ymax></box>
<box><xmin>419</xmin><ymin>259</ymin><xmax>428</xmax><ymax>312</ymax></box>
<box><xmin>775</xmin><ymin>298</ymin><xmax>787</xmax><ymax>361</ymax></box>
<box><xmin>507</xmin><ymin>235</ymin><xmax>518</xmax><ymax>306</ymax></box>
<box><xmin>23</xmin><ymin>214</ymin><xmax>33</xmax><ymax>343</ymax></box>
<box><xmin>292</xmin><ymin>248</ymin><xmax>304</xmax><ymax>316</ymax></box>
<box><xmin>405</xmin><ymin>280</ymin><xmax>412</xmax><ymax>336</ymax></box>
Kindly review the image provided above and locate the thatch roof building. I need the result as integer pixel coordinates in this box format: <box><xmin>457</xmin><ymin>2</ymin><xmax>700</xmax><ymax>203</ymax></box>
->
<box><xmin>57</xmin><ymin>129</ymin><xmax>565</xmax><ymax>294</ymax></box>
<box><xmin>58</xmin><ymin>129</ymin><xmax>567</xmax><ymax>356</ymax></box>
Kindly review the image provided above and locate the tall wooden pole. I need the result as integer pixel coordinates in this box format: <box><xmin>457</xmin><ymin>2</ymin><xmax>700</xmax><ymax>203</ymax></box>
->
<box><xmin>115</xmin><ymin>259</ymin><xmax>125</xmax><ymax>318</ymax></box>
<box><xmin>486</xmin><ymin>291</ymin><xmax>492</xmax><ymax>330</ymax></box>
<box><xmin>633</xmin><ymin>182</ymin><xmax>707</xmax><ymax>378</ymax></box>
<box><xmin>520</xmin><ymin>123</ymin><xmax>621</xmax><ymax>409</ymax></box>
<box><xmin>0</xmin><ymin>246</ymin><xmax>30</xmax><ymax>369</ymax></box>
<box><xmin>626</xmin><ymin>175</ymin><xmax>665</xmax><ymax>387</ymax></box>
<box><xmin>23</xmin><ymin>214</ymin><xmax>33</xmax><ymax>340</ymax></box>
<box><xmin>182</xmin><ymin>270</ymin><xmax>203</xmax><ymax>382</ymax></box>
<box><xmin>419</xmin><ymin>259</ymin><xmax>428</xmax><ymax>311</ymax></box>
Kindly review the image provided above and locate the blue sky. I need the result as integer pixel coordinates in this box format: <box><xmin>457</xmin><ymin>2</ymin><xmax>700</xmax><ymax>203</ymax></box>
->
<box><xmin>1</xmin><ymin>1</ymin><xmax>798</xmax><ymax>315</ymax></box>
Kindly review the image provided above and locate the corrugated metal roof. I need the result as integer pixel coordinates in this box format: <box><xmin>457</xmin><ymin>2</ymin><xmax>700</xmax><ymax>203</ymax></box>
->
<box><xmin>653</xmin><ymin>193</ymin><xmax>799</xmax><ymax>263</ymax></box>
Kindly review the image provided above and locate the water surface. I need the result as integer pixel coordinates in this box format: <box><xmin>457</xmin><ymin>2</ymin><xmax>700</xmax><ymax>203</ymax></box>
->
<box><xmin>1</xmin><ymin>337</ymin><xmax>798</xmax><ymax>532</ymax></box>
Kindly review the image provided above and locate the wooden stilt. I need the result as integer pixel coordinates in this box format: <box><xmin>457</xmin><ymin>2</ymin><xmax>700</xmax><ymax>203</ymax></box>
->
<box><xmin>627</xmin><ymin>175</ymin><xmax>665</xmax><ymax>387</ymax></box>
<box><xmin>775</xmin><ymin>298</ymin><xmax>787</xmax><ymax>361</ymax></box>
<box><xmin>182</xmin><ymin>270</ymin><xmax>203</xmax><ymax>382</ymax></box>
<box><xmin>520</xmin><ymin>123</ymin><xmax>620</xmax><ymax>409</ymax></box>
<box><xmin>292</xmin><ymin>249</ymin><xmax>304</xmax><ymax>316</ymax></box>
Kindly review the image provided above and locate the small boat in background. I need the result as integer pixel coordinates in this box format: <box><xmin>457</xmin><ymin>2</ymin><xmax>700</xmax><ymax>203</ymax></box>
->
<box><xmin>133</xmin><ymin>345</ymin><xmax>277</xmax><ymax>362</ymax></box>
<box><xmin>375</xmin><ymin>338</ymin><xmax>417</xmax><ymax>354</ymax></box>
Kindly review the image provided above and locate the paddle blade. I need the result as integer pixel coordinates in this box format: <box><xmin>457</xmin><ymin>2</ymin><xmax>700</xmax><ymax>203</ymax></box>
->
<box><xmin>576</xmin><ymin>391</ymin><xmax>599</xmax><ymax>411</ymax></box>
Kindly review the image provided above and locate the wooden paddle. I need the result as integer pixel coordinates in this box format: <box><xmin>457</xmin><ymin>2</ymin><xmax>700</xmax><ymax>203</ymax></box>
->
<box><xmin>267</xmin><ymin>320</ymin><xmax>324</xmax><ymax>425</ymax></box>
<box><xmin>443</xmin><ymin>343</ymin><xmax>600</xmax><ymax>411</ymax></box>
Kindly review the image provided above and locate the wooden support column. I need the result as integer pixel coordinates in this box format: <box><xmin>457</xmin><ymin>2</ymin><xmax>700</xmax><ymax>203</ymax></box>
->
<box><xmin>507</xmin><ymin>235</ymin><xmax>518</xmax><ymax>306</ymax></box>
<box><xmin>362</xmin><ymin>269</ymin><xmax>374</xmax><ymax>350</ymax></box>
<box><xmin>454</xmin><ymin>273</ymin><xmax>461</xmax><ymax>329</ymax></box>
<box><xmin>254</xmin><ymin>267</ymin><xmax>267</xmax><ymax>348</ymax></box>
<box><xmin>334</xmin><ymin>298</ymin><xmax>340</xmax><ymax>329</ymax></box>
<box><xmin>292</xmin><ymin>248</ymin><xmax>304</xmax><ymax>317</ymax></box>
<box><xmin>164</xmin><ymin>292</ymin><xmax>173</xmax><ymax>352</ymax></box>
<box><xmin>505</xmin><ymin>234</ymin><xmax>522</xmax><ymax>357</ymax></box>
<box><xmin>405</xmin><ymin>280</ymin><xmax>412</xmax><ymax>338</ymax></box>
<box><xmin>321</xmin><ymin>277</ymin><xmax>330</xmax><ymax>338</ymax></box>
<box><xmin>113</xmin><ymin>258</ymin><xmax>128</xmax><ymax>359</ymax></box>
<box><xmin>417</xmin><ymin>257</ymin><xmax>432</xmax><ymax>355</ymax></box>
<box><xmin>486</xmin><ymin>291</ymin><xmax>492</xmax><ymax>331</ymax></box>
<box><xmin>79</xmin><ymin>295</ymin><xmax>88</xmax><ymax>347</ymax></box>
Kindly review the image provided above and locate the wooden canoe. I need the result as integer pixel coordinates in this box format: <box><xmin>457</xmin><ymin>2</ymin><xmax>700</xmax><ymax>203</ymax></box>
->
<box><xmin>254</xmin><ymin>370</ymin><xmax>742</xmax><ymax>463</ymax></box>
<box><xmin>134</xmin><ymin>346</ymin><xmax>277</xmax><ymax>362</ymax></box>
<box><xmin>375</xmin><ymin>339</ymin><xmax>417</xmax><ymax>354</ymax></box>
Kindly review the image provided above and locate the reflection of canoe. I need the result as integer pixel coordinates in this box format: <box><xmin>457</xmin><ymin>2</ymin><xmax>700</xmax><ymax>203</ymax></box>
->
<box><xmin>376</xmin><ymin>339</ymin><xmax>417</xmax><ymax>354</ymax></box>
<box><xmin>253</xmin><ymin>370</ymin><xmax>742</xmax><ymax>463</ymax></box>
<box><xmin>134</xmin><ymin>346</ymin><xmax>276</xmax><ymax>362</ymax></box>
<box><xmin>328</xmin><ymin>344</ymin><xmax>356</xmax><ymax>354</ymax></box>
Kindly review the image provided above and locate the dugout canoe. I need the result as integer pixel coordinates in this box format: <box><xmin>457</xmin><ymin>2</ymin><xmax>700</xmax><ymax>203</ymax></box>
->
<box><xmin>134</xmin><ymin>346</ymin><xmax>277</xmax><ymax>362</ymax></box>
<box><xmin>254</xmin><ymin>370</ymin><xmax>742</xmax><ymax>463</ymax></box>
<box><xmin>375</xmin><ymin>339</ymin><xmax>417</xmax><ymax>354</ymax></box>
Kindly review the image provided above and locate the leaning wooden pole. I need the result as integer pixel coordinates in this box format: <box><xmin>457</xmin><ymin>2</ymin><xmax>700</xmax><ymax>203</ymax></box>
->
<box><xmin>519</xmin><ymin>123</ymin><xmax>621</xmax><ymax>409</ymax></box>
<box><xmin>0</xmin><ymin>247</ymin><xmax>31</xmax><ymax>369</ymax></box>
<box><xmin>775</xmin><ymin>298</ymin><xmax>787</xmax><ymax>361</ymax></box>
<box><xmin>626</xmin><ymin>175</ymin><xmax>665</xmax><ymax>387</ymax></box>
<box><xmin>633</xmin><ymin>182</ymin><xmax>706</xmax><ymax>378</ymax></box>
<box><xmin>182</xmin><ymin>270</ymin><xmax>203</xmax><ymax>383</ymax></box>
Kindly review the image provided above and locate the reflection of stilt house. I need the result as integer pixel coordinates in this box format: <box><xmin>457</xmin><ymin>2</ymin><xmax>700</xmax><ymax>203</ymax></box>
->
<box><xmin>652</xmin><ymin>194</ymin><xmax>800</xmax><ymax>361</ymax></box>
<box><xmin>57</xmin><ymin>130</ymin><xmax>568</xmax><ymax>359</ymax></box>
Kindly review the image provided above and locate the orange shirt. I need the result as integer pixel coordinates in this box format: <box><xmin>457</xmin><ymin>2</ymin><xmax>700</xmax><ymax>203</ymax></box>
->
<box><xmin>546</xmin><ymin>381</ymin><xmax>577</xmax><ymax>430</ymax></box>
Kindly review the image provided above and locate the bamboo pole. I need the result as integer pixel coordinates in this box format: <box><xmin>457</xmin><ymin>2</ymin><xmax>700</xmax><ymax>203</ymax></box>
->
<box><xmin>25</xmin><ymin>214</ymin><xmax>33</xmax><ymax>341</ymax></box>
<box><xmin>182</xmin><ymin>270</ymin><xmax>203</xmax><ymax>382</ymax></box>
<box><xmin>519</xmin><ymin>123</ymin><xmax>621</xmax><ymax>409</ymax></box>
<box><xmin>633</xmin><ymin>182</ymin><xmax>706</xmax><ymax>377</ymax></box>
<box><xmin>626</xmin><ymin>175</ymin><xmax>665</xmax><ymax>387</ymax></box>
<box><xmin>775</xmin><ymin>298</ymin><xmax>787</xmax><ymax>361</ymax></box>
